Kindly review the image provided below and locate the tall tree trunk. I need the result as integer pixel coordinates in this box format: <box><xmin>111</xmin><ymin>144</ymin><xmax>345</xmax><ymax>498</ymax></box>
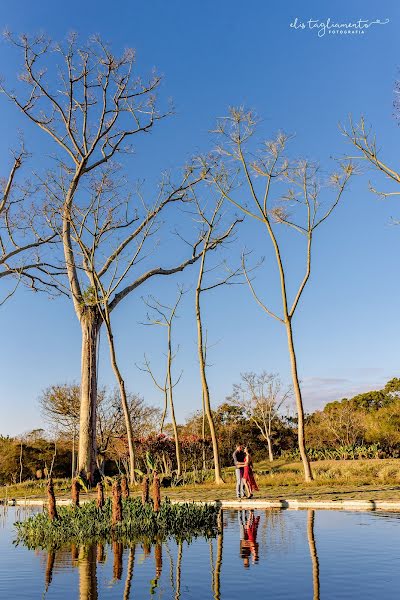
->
<box><xmin>195</xmin><ymin>285</ymin><xmax>224</xmax><ymax>485</ymax></box>
<box><xmin>78</xmin><ymin>308</ymin><xmax>100</xmax><ymax>484</ymax></box>
<box><xmin>285</xmin><ymin>319</ymin><xmax>313</xmax><ymax>481</ymax></box>
<box><xmin>167</xmin><ymin>325</ymin><xmax>182</xmax><ymax>477</ymax></box>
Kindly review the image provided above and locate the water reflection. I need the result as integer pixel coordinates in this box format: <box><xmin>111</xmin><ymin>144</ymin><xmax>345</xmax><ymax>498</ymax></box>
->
<box><xmin>307</xmin><ymin>510</ymin><xmax>320</xmax><ymax>600</ymax></box>
<box><xmin>33</xmin><ymin>509</ymin><xmax>322</xmax><ymax>599</ymax></box>
<box><xmin>6</xmin><ymin>506</ymin><xmax>400</xmax><ymax>599</ymax></box>
<box><xmin>238</xmin><ymin>510</ymin><xmax>260</xmax><ymax>567</ymax></box>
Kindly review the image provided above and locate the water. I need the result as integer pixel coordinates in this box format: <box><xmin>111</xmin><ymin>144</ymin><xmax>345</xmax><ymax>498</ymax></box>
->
<box><xmin>1</xmin><ymin>507</ymin><xmax>400</xmax><ymax>598</ymax></box>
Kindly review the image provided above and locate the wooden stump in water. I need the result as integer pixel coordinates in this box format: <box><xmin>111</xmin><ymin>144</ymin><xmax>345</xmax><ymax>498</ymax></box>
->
<box><xmin>112</xmin><ymin>479</ymin><xmax>122</xmax><ymax>525</ymax></box>
<box><xmin>152</xmin><ymin>472</ymin><xmax>161</xmax><ymax>512</ymax></box>
<box><xmin>121</xmin><ymin>475</ymin><xmax>129</xmax><ymax>499</ymax></box>
<box><xmin>47</xmin><ymin>477</ymin><xmax>58</xmax><ymax>521</ymax></box>
<box><xmin>142</xmin><ymin>476</ymin><xmax>149</xmax><ymax>505</ymax></box>
<box><xmin>72</xmin><ymin>478</ymin><xmax>81</xmax><ymax>508</ymax></box>
<box><xmin>96</xmin><ymin>481</ymin><xmax>104</xmax><ymax>509</ymax></box>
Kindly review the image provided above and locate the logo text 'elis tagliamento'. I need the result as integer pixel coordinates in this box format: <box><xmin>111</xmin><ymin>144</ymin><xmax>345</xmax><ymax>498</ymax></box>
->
<box><xmin>290</xmin><ymin>17</ymin><xmax>390</xmax><ymax>38</ymax></box>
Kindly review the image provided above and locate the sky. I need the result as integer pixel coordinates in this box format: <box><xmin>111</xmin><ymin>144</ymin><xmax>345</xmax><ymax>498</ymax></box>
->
<box><xmin>0</xmin><ymin>0</ymin><xmax>399</xmax><ymax>436</ymax></box>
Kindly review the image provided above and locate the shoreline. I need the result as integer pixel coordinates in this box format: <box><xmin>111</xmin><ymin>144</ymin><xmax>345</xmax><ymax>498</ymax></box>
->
<box><xmin>5</xmin><ymin>497</ymin><xmax>400</xmax><ymax>511</ymax></box>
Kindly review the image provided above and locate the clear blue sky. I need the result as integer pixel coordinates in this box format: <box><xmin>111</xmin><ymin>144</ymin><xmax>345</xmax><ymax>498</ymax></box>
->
<box><xmin>1</xmin><ymin>0</ymin><xmax>399</xmax><ymax>436</ymax></box>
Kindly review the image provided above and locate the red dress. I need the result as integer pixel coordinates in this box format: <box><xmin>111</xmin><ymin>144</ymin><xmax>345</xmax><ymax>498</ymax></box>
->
<box><xmin>243</xmin><ymin>458</ymin><xmax>259</xmax><ymax>492</ymax></box>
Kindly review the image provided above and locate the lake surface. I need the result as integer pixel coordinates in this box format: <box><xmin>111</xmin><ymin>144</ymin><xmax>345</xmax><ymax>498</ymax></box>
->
<box><xmin>1</xmin><ymin>506</ymin><xmax>400</xmax><ymax>598</ymax></box>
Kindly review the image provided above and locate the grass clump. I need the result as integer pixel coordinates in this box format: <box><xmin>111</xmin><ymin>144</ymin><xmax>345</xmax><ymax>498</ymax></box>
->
<box><xmin>15</xmin><ymin>497</ymin><xmax>219</xmax><ymax>550</ymax></box>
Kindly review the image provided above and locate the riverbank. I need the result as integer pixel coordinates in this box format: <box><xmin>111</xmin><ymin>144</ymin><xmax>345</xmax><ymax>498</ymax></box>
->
<box><xmin>3</xmin><ymin>458</ymin><xmax>400</xmax><ymax>504</ymax></box>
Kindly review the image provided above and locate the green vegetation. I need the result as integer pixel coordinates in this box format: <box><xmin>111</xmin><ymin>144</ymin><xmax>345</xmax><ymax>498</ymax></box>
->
<box><xmin>15</xmin><ymin>497</ymin><xmax>219</xmax><ymax>550</ymax></box>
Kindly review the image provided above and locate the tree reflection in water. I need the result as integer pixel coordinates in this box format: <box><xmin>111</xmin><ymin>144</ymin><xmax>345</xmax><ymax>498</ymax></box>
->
<box><xmin>78</xmin><ymin>544</ymin><xmax>98</xmax><ymax>600</ymax></box>
<box><xmin>307</xmin><ymin>510</ymin><xmax>320</xmax><ymax>600</ymax></box>
<box><xmin>36</xmin><ymin>509</ymin><xmax>321</xmax><ymax>599</ymax></box>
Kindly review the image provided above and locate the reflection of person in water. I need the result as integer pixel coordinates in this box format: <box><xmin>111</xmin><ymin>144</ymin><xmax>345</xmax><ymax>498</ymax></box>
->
<box><xmin>239</xmin><ymin>510</ymin><xmax>260</xmax><ymax>568</ymax></box>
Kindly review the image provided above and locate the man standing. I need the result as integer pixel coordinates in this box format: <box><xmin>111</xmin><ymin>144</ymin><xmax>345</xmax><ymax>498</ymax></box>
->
<box><xmin>233</xmin><ymin>443</ymin><xmax>246</xmax><ymax>499</ymax></box>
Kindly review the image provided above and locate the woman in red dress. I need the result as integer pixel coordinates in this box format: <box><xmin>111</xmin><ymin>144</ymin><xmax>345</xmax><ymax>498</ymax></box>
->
<box><xmin>243</xmin><ymin>446</ymin><xmax>259</xmax><ymax>497</ymax></box>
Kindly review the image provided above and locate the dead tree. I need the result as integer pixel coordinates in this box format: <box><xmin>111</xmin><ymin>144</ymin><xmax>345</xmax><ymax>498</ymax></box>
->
<box><xmin>209</xmin><ymin>108</ymin><xmax>354</xmax><ymax>481</ymax></box>
<box><xmin>141</xmin><ymin>289</ymin><xmax>185</xmax><ymax>476</ymax></box>
<box><xmin>2</xmin><ymin>33</ymin><xmax>215</xmax><ymax>483</ymax></box>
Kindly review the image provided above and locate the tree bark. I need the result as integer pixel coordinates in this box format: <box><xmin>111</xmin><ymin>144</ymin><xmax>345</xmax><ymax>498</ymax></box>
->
<box><xmin>167</xmin><ymin>325</ymin><xmax>182</xmax><ymax>477</ymax></box>
<box><xmin>78</xmin><ymin>307</ymin><xmax>100</xmax><ymax>484</ymax></box>
<box><xmin>285</xmin><ymin>319</ymin><xmax>313</xmax><ymax>481</ymax></box>
<box><xmin>105</xmin><ymin>327</ymin><xmax>136</xmax><ymax>486</ymax></box>
<box><xmin>266</xmin><ymin>435</ymin><xmax>274</xmax><ymax>462</ymax></box>
<box><xmin>195</xmin><ymin>283</ymin><xmax>224</xmax><ymax>485</ymax></box>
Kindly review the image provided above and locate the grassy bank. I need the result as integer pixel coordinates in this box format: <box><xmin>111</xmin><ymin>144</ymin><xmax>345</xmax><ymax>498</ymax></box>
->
<box><xmin>4</xmin><ymin>458</ymin><xmax>400</xmax><ymax>502</ymax></box>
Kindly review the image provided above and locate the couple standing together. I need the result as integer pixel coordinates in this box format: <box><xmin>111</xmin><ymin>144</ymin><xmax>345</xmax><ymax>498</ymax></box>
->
<box><xmin>233</xmin><ymin>444</ymin><xmax>259</xmax><ymax>499</ymax></box>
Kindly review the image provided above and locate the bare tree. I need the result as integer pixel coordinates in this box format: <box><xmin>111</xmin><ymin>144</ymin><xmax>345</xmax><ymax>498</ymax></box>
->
<box><xmin>97</xmin><ymin>389</ymin><xmax>159</xmax><ymax>475</ymax></box>
<box><xmin>0</xmin><ymin>145</ymin><xmax>57</xmax><ymax>303</ymax></box>
<box><xmin>39</xmin><ymin>383</ymin><xmax>80</xmax><ymax>477</ymax></box>
<box><xmin>138</xmin><ymin>355</ymin><xmax>179</xmax><ymax>435</ymax></box>
<box><xmin>141</xmin><ymin>289</ymin><xmax>185</xmax><ymax>476</ymax></box>
<box><xmin>208</xmin><ymin>108</ymin><xmax>354</xmax><ymax>481</ymax></box>
<box><xmin>193</xmin><ymin>197</ymin><xmax>242</xmax><ymax>484</ymax></box>
<box><xmin>1</xmin><ymin>33</ymin><xmax>212</xmax><ymax>483</ymax></box>
<box><xmin>229</xmin><ymin>372</ymin><xmax>292</xmax><ymax>462</ymax></box>
<box><xmin>342</xmin><ymin>116</ymin><xmax>400</xmax><ymax>198</ymax></box>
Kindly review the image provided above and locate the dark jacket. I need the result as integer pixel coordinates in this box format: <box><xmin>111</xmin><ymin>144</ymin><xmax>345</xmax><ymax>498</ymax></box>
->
<box><xmin>233</xmin><ymin>449</ymin><xmax>245</xmax><ymax>467</ymax></box>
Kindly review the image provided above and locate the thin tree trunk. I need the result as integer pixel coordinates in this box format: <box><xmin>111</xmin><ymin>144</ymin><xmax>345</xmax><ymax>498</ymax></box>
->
<box><xmin>202</xmin><ymin>392</ymin><xmax>207</xmax><ymax>471</ymax></box>
<box><xmin>72</xmin><ymin>430</ymin><xmax>76</xmax><ymax>480</ymax></box>
<box><xmin>167</xmin><ymin>325</ymin><xmax>182</xmax><ymax>477</ymax></box>
<box><xmin>78</xmin><ymin>308</ymin><xmax>100</xmax><ymax>484</ymax></box>
<box><xmin>285</xmin><ymin>319</ymin><xmax>313</xmax><ymax>481</ymax></box>
<box><xmin>104</xmin><ymin>322</ymin><xmax>136</xmax><ymax>486</ymax></box>
<box><xmin>195</xmin><ymin>283</ymin><xmax>224</xmax><ymax>485</ymax></box>
<box><xmin>266</xmin><ymin>435</ymin><xmax>274</xmax><ymax>462</ymax></box>
<box><xmin>19</xmin><ymin>440</ymin><xmax>23</xmax><ymax>484</ymax></box>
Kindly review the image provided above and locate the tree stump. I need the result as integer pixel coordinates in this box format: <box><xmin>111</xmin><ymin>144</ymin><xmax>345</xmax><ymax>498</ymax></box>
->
<box><xmin>152</xmin><ymin>472</ymin><xmax>161</xmax><ymax>512</ymax></box>
<box><xmin>47</xmin><ymin>477</ymin><xmax>58</xmax><ymax>521</ymax></box>
<box><xmin>72</xmin><ymin>478</ymin><xmax>81</xmax><ymax>508</ymax></box>
<box><xmin>112</xmin><ymin>479</ymin><xmax>122</xmax><ymax>525</ymax></box>
<box><xmin>142</xmin><ymin>476</ymin><xmax>149</xmax><ymax>505</ymax></box>
<box><xmin>96</xmin><ymin>481</ymin><xmax>104</xmax><ymax>509</ymax></box>
<box><xmin>121</xmin><ymin>475</ymin><xmax>129</xmax><ymax>499</ymax></box>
